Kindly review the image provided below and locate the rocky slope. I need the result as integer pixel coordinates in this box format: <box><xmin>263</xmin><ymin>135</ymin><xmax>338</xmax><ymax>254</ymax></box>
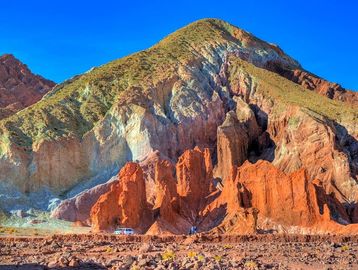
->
<box><xmin>0</xmin><ymin>54</ymin><xmax>55</xmax><ymax>120</ymax></box>
<box><xmin>0</xmin><ymin>19</ymin><xmax>357</xmax><ymax>234</ymax></box>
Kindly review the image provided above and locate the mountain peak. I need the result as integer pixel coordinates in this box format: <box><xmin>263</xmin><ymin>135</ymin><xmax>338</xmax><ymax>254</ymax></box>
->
<box><xmin>157</xmin><ymin>18</ymin><xmax>301</xmax><ymax>71</ymax></box>
<box><xmin>0</xmin><ymin>54</ymin><xmax>55</xmax><ymax>119</ymax></box>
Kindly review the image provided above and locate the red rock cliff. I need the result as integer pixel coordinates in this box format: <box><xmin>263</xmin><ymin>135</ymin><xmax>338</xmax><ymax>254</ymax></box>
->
<box><xmin>90</xmin><ymin>162</ymin><xmax>150</xmax><ymax>232</ymax></box>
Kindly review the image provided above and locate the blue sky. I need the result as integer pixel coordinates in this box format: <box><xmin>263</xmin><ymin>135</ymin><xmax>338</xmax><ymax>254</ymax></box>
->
<box><xmin>1</xmin><ymin>0</ymin><xmax>357</xmax><ymax>90</ymax></box>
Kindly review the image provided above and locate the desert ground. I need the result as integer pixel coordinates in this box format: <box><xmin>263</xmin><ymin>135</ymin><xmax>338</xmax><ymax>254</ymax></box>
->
<box><xmin>1</xmin><ymin>231</ymin><xmax>357</xmax><ymax>270</ymax></box>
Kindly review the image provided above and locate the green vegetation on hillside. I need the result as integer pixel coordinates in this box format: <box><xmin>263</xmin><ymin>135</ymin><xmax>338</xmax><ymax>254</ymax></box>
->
<box><xmin>0</xmin><ymin>18</ymin><xmax>355</xmax><ymax>151</ymax></box>
<box><xmin>0</xmin><ymin>19</ymin><xmax>240</xmax><ymax>148</ymax></box>
<box><xmin>227</xmin><ymin>55</ymin><xmax>357</xmax><ymax>124</ymax></box>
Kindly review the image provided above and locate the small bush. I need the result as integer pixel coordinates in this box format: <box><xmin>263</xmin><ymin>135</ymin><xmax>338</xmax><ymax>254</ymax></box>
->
<box><xmin>244</xmin><ymin>260</ymin><xmax>258</xmax><ymax>269</ymax></box>
<box><xmin>214</xmin><ymin>255</ymin><xmax>222</xmax><ymax>262</ymax></box>
<box><xmin>161</xmin><ymin>249</ymin><xmax>175</xmax><ymax>261</ymax></box>
<box><xmin>187</xmin><ymin>251</ymin><xmax>197</xmax><ymax>258</ymax></box>
<box><xmin>223</xmin><ymin>244</ymin><xmax>233</xmax><ymax>249</ymax></box>
<box><xmin>197</xmin><ymin>254</ymin><xmax>205</xmax><ymax>262</ymax></box>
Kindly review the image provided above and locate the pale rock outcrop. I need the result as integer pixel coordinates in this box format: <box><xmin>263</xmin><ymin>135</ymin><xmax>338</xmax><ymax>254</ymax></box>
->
<box><xmin>215</xmin><ymin>97</ymin><xmax>260</xmax><ymax>182</ymax></box>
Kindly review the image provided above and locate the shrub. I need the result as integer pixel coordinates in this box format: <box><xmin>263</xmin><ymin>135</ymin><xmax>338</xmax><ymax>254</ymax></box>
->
<box><xmin>214</xmin><ymin>255</ymin><xmax>222</xmax><ymax>262</ymax></box>
<box><xmin>161</xmin><ymin>249</ymin><xmax>175</xmax><ymax>261</ymax></box>
<box><xmin>244</xmin><ymin>260</ymin><xmax>258</xmax><ymax>269</ymax></box>
<box><xmin>187</xmin><ymin>251</ymin><xmax>197</xmax><ymax>258</ymax></box>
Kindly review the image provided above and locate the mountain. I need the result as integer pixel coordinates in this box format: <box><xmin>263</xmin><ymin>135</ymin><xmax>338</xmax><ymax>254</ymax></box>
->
<box><xmin>0</xmin><ymin>54</ymin><xmax>55</xmax><ymax>120</ymax></box>
<box><xmin>1</xmin><ymin>19</ymin><xmax>358</xmax><ymax>234</ymax></box>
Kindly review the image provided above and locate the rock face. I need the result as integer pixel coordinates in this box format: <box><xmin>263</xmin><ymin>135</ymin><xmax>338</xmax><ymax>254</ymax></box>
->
<box><xmin>51</xmin><ymin>179</ymin><xmax>116</xmax><ymax>225</ymax></box>
<box><xmin>0</xmin><ymin>19</ymin><xmax>302</xmax><ymax>195</ymax></box>
<box><xmin>216</xmin><ymin>97</ymin><xmax>260</xmax><ymax>182</ymax></box>
<box><xmin>90</xmin><ymin>163</ymin><xmax>150</xmax><ymax>232</ymax></box>
<box><xmin>233</xmin><ymin>160</ymin><xmax>330</xmax><ymax>227</ymax></box>
<box><xmin>0</xmin><ymin>54</ymin><xmax>55</xmax><ymax>119</ymax></box>
<box><xmin>267</xmin><ymin>107</ymin><xmax>358</xmax><ymax>201</ymax></box>
<box><xmin>148</xmin><ymin>159</ymin><xmax>191</xmax><ymax>235</ymax></box>
<box><xmin>176</xmin><ymin>147</ymin><xmax>213</xmax><ymax>221</ymax></box>
<box><xmin>88</xmin><ymin>146</ymin><xmax>358</xmax><ymax>235</ymax></box>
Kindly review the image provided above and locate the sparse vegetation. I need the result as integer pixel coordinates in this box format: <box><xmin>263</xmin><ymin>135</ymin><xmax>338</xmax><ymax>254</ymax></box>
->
<box><xmin>187</xmin><ymin>251</ymin><xmax>197</xmax><ymax>258</ymax></box>
<box><xmin>244</xmin><ymin>260</ymin><xmax>258</xmax><ymax>269</ymax></box>
<box><xmin>227</xmin><ymin>56</ymin><xmax>357</xmax><ymax>125</ymax></box>
<box><xmin>161</xmin><ymin>249</ymin><xmax>175</xmax><ymax>261</ymax></box>
<box><xmin>214</xmin><ymin>255</ymin><xmax>222</xmax><ymax>262</ymax></box>
<box><xmin>0</xmin><ymin>18</ymin><xmax>355</xmax><ymax>152</ymax></box>
<box><xmin>223</xmin><ymin>244</ymin><xmax>233</xmax><ymax>249</ymax></box>
<box><xmin>0</xmin><ymin>19</ymin><xmax>239</xmax><ymax>148</ymax></box>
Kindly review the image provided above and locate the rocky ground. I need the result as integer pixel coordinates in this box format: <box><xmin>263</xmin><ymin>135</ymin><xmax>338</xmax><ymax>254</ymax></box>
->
<box><xmin>1</xmin><ymin>234</ymin><xmax>358</xmax><ymax>269</ymax></box>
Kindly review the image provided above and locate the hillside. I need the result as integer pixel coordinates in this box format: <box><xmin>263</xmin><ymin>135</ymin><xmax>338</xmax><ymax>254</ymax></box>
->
<box><xmin>0</xmin><ymin>19</ymin><xmax>357</xmax><ymax>235</ymax></box>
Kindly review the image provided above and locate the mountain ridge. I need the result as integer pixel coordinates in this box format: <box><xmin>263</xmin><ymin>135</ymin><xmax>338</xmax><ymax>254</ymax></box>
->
<box><xmin>0</xmin><ymin>19</ymin><xmax>356</xmax><ymax>217</ymax></box>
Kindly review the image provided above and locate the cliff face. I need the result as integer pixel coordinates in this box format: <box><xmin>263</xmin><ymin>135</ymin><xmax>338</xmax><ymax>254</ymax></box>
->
<box><xmin>1</xmin><ymin>19</ymin><xmax>358</xmax><ymax>234</ymax></box>
<box><xmin>89</xmin><ymin>149</ymin><xmax>358</xmax><ymax>235</ymax></box>
<box><xmin>0</xmin><ymin>54</ymin><xmax>55</xmax><ymax>120</ymax></box>
<box><xmin>90</xmin><ymin>163</ymin><xmax>151</xmax><ymax>232</ymax></box>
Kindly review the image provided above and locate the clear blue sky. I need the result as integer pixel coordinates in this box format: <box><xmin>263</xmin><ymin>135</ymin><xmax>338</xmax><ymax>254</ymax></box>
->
<box><xmin>1</xmin><ymin>0</ymin><xmax>357</xmax><ymax>90</ymax></box>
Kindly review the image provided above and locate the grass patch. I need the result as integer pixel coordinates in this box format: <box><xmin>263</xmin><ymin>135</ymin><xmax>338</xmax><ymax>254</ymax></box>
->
<box><xmin>227</xmin><ymin>56</ymin><xmax>357</xmax><ymax>124</ymax></box>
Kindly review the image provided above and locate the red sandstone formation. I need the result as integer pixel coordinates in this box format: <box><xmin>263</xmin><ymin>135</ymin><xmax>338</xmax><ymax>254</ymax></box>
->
<box><xmin>90</xmin><ymin>163</ymin><xmax>150</xmax><ymax>232</ymax></box>
<box><xmin>153</xmin><ymin>160</ymin><xmax>178</xmax><ymax>220</ymax></box>
<box><xmin>176</xmin><ymin>147</ymin><xmax>213</xmax><ymax>222</ymax></box>
<box><xmin>233</xmin><ymin>160</ymin><xmax>330</xmax><ymax>227</ymax></box>
<box><xmin>88</xmin><ymin>123</ymin><xmax>358</xmax><ymax>236</ymax></box>
<box><xmin>147</xmin><ymin>160</ymin><xmax>190</xmax><ymax>235</ymax></box>
<box><xmin>89</xmin><ymin>149</ymin><xmax>358</xmax><ymax>235</ymax></box>
<box><xmin>0</xmin><ymin>54</ymin><xmax>55</xmax><ymax>119</ymax></box>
